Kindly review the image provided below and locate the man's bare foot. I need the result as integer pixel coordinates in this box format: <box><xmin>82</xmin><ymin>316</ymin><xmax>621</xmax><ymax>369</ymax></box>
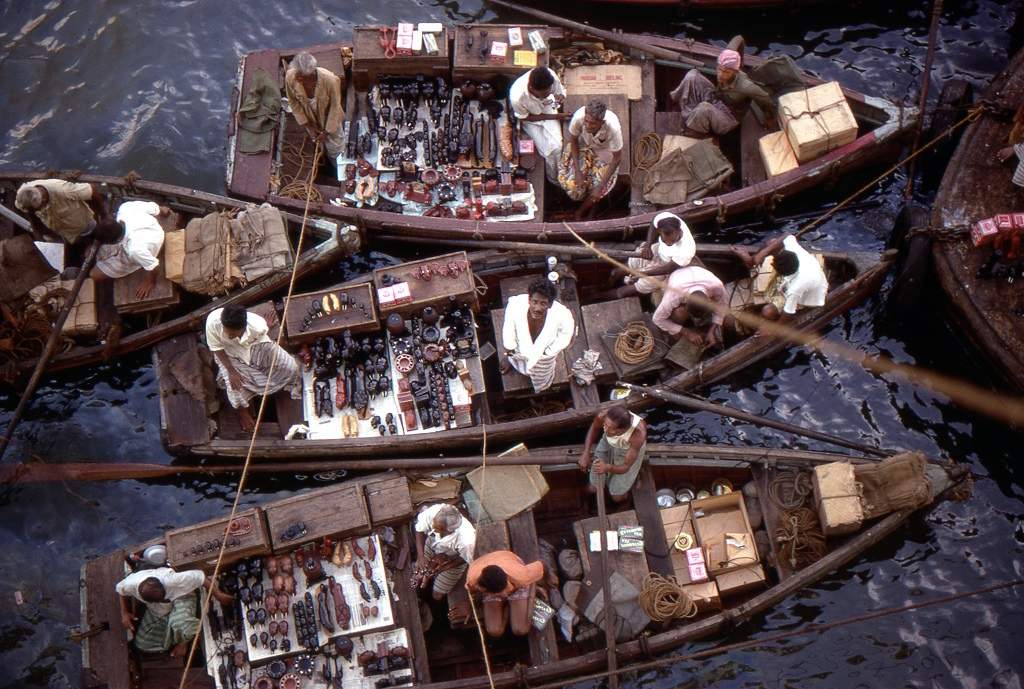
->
<box><xmin>498</xmin><ymin>357</ymin><xmax>512</xmax><ymax>374</ymax></box>
<box><xmin>238</xmin><ymin>407</ymin><xmax>256</xmax><ymax>432</ymax></box>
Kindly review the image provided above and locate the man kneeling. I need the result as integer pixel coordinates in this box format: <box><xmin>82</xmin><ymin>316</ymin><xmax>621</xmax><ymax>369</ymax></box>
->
<box><xmin>463</xmin><ymin>550</ymin><xmax>549</xmax><ymax>637</ymax></box>
<box><xmin>206</xmin><ymin>305</ymin><xmax>301</xmax><ymax>431</ymax></box>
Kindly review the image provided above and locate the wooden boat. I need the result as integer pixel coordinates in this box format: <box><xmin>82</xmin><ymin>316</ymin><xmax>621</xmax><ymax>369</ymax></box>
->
<box><xmin>928</xmin><ymin>47</ymin><xmax>1024</xmax><ymax>394</ymax></box>
<box><xmin>0</xmin><ymin>171</ymin><xmax>362</xmax><ymax>377</ymax></box>
<box><xmin>79</xmin><ymin>444</ymin><xmax>967</xmax><ymax>689</ymax></box>
<box><xmin>225</xmin><ymin>24</ymin><xmax>917</xmax><ymax>244</ymax></box>
<box><xmin>153</xmin><ymin>244</ymin><xmax>894</xmax><ymax>458</ymax></box>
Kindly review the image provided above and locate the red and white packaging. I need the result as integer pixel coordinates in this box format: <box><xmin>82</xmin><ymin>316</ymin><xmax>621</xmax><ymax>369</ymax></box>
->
<box><xmin>392</xmin><ymin>281</ymin><xmax>412</xmax><ymax>304</ymax></box>
<box><xmin>995</xmin><ymin>213</ymin><xmax>1014</xmax><ymax>230</ymax></box>
<box><xmin>396</xmin><ymin>33</ymin><xmax>414</xmax><ymax>55</ymax></box>
<box><xmin>519</xmin><ymin>139</ymin><xmax>535</xmax><ymax>154</ymax></box>
<box><xmin>685</xmin><ymin>547</ymin><xmax>705</xmax><ymax>566</ymax></box>
<box><xmin>508</xmin><ymin>27</ymin><xmax>523</xmax><ymax>47</ymax></box>
<box><xmin>490</xmin><ymin>41</ymin><xmax>508</xmax><ymax>63</ymax></box>
<box><xmin>1012</xmin><ymin>212</ymin><xmax>1024</xmax><ymax>228</ymax></box>
<box><xmin>971</xmin><ymin>217</ymin><xmax>999</xmax><ymax>247</ymax></box>
<box><xmin>397</xmin><ymin>22</ymin><xmax>414</xmax><ymax>37</ymax></box>
<box><xmin>687</xmin><ymin>562</ymin><xmax>709</xmax><ymax>583</ymax></box>
<box><xmin>377</xmin><ymin>286</ymin><xmax>395</xmax><ymax>308</ymax></box>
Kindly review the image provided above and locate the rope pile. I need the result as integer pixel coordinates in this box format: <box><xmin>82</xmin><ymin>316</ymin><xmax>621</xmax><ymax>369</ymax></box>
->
<box><xmin>278</xmin><ymin>139</ymin><xmax>323</xmax><ymax>202</ymax></box>
<box><xmin>614</xmin><ymin>321</ymin><xmax>654</xmax><ymax>364</ymax></box>
<box><xmin>637</xmin><ymin>573</ymin><xmax>697</xmax><ymax>624</ymax></box>
<box><xmin>631</xmin><ymin>132</ymin><xmax>662</xmax><ymax>196</ymax></box>
<box><xmin>0</xmin><ymin>305</ymin><xmax>73</xmax><ymax>384</ymax></box>
<box><xmin>775</xmin><ymin>507</ymin><xmax>827</xmax><ymax>570</ymax></box>
<box><xmin>768</xmin><ymin>469</ymin><xmax>813</xmax><ymax>510</ymax></box>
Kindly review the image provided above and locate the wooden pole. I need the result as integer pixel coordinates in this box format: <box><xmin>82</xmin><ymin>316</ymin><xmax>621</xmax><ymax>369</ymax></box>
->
<box><xmin>621</xmin><ymin>382</ymin><xmax>892</xmax><ymax>457</ymax></box>
<box><xmin>0</xmin><ymin>242</ymin><xmax>100</xmax><ymax>460</ymax></box>
<box><xmin>594</xmin><ymin>473</ymin><xmax>619</xmax><ymax>689</ymax></box>
<box><xmin>486</xmin><ymin>0</ymin><xmax>703</xmax><ymax>67</ymax></box>
<box><xmin>904</xmin><ymin>0</ymin><xmax>945</xmax><ymax>198</ymax></box>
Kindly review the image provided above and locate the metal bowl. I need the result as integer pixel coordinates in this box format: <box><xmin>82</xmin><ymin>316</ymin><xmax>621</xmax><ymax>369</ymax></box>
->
<box><xmin>696</xmin><ymin>490</ymin><xmax>712</xmax><ymax>500</ymax></box>
<box><xmin>673</xmin><ymin>484</ymin><xmax>696</xmax><ymax>504</ymax></box>
<box><xmin>655</xmin><ymin>489</ymin><xmax>676</xmax><ymax>508</ymax></box>
<box><xmin>712</xmin><ymin>479</ymin><xmax>734</xmax><ymax>495</ymax></box>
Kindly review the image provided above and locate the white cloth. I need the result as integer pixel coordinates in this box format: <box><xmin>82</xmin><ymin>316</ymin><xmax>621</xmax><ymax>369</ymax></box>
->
<box><xmin>778</xmin><ymin>235</ymin><xmax>828</xmax><ymax>314</ymax></box>
<box><xmin>115</xmin><ymin>567</ymin><xmax>204</xmax><ymax>619</ymax></box>
<box><xmin>502</xmin><ymin>293</ymin><xmax>575</xmax><ymax>373</ymax></box>
<box><xmin>510</xmin><ymin>68</ymin><xmax>566</xmax><ymax>179</ymax></box>
<box><xmin>568</xmin><ymin>107</ymin><xmax>623</xmax><ymax>163</ymax></box>
<box><xmin>96</xmin><ymin>201</ymin><xmax>165</xmax><ymax>278</ymax></box>
<box><xmin>206</xmin><ymin>308</ymin><xmax>271</xmax><ymax>366</ymax></box>
<box><xmin>415</xmin><ymin>504</ymin><xmax>477</xmax><ymax>564</ymax></box>
<box><xmin>605</xmin><ymin>412</ymin><xmax>642</xmax><ymax>450</ymax></box>
<box><xmin>627</xmin><ymin>230</ymin><xmax>697</xmax><ymax>294</ymax></box>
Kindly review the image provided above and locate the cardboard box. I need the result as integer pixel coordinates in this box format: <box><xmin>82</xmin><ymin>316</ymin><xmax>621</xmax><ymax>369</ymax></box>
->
<box><xmin>392</xmin><ymin>281</ymin><xmax>412</xmax><ymax>304</ymax></box>
<box><xmin>1013</xmin><ymin>212</ymin><xmax>1024</xmax><ymax>228</ymax></box>
<box><xmin>995</xmin><ymin>213</ymin><xmax>1014</xmax><ymax>229</ymax></box>
<box><xmin>682</xmin><ymin>581</ymin><xmax>721</xmax><ymax>612</ymax></box>
<box><xmin>490</xmin><ymin>41</ymin><xmax>508</xmax><ymax>62</ymax></box>
<box><xmin>812</xmin><ymin>462</ymin><xmax>863</xmax><ymax>537</ymax></box>
<box><xmin>714</xmin><ymin>563</ymin><xmax>766</xmax><ymax>597</ymax></box>
<box><xmin>396</xmin><ymin>33</ymin><xmax>413</xmax><ymax>55</ymax></box>
<box><xmin>688</xmin><ymin>561</ymin><xmax>709</xmax><ymax>582</ymax></box>
<box><xmin>163</xmin><ymin>229</ymin><xmax>185</xmax><ymax>285</ymax></box>
<box><xmin>692</xmin><ymin>492</ymin><xmax>758</xmax><ymax>574</ymax></box>
<box><xmin>60</xmin><ymin>277</ymin><xmax>98</xmax><ymax>337</ymax></box>
<box><xmin>759</xmin><ymin>130</ymin><xmax>800</xmax><ymax>178</ymax></box>
<box><xmin>508</xmin><ymin>27</ymin><xmax>523</xmax><ymax>47</ymax></box>
<box><xmin>971</xmin><ymin>217</ymin><xmax>999</xmax><ymax>247</ymax></box>
<box><xmin>377</xmin><ymin>286</ymin><xmax>396</xmax><ymax>309</ymax></box>
<box><xmin>778</xmin><ymin>81</ymin><xmax>858</xmax><ymax>163</ymax></box>
<box><xmin>519</xmin><ymin>139</ymin><xmax>535</xmax><ymax>154</ymax></box>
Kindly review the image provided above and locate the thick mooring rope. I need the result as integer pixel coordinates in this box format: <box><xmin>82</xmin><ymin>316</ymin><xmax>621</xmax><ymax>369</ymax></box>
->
<box><xmin>775</xmin><ymin>507</ymin><xmax>827</xmax><ymax>570</ymax></box>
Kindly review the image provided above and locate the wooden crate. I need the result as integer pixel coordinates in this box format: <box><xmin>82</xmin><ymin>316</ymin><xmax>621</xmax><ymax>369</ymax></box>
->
<box><xmin>691</xmin><ymin>492</ymin><xmax>758</xmax><ymax>575</ymax></box>
<box><xmin>358</xmin><ymin>473</ymin><xmax>415</xmax><ymax>524</ymax></box>
<box><xmin>283</xmin><ymin>281</ymin><xmax>379</xmax><ymax>344</ymax></box>
<box><xmin>264</xmin><ymin>482</ymin><xmax>371</xmax><ymax>551</ymax></box>
<box><xmin>113</xmin><ymin>267</ymin><xmax>180</xmax><ymax>315</ymax></box>
<box><xmin>167</xmin><ymin>507</ymin><xmax>269</xmax><ymax>571</ymax></box>
<box><xmin>352</xmin><ymin>26</ymin><xmax>451</xmax><ymax>90</ymax></box>
<box><xmin>372</xmin><ymin>251</ymin><xmax>478</xmax><ymax>319</ymax></box>
<box><xmin>758</xmin><ymin>129</ymin><xmax>800</xmax><ymax>178</ymax></box>
<box><xmin>453</xmin><ymin>24</ymin><xmax>549</xmax><ymax>83</ymax></box>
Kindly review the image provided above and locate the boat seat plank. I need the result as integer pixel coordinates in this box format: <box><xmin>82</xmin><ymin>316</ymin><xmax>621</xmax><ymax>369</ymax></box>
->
<box><xmin>392</xmin><ymin>524</ymin><xmax>432</xmax><ymax>684</ymax></box>
<box><xmin>506</xmin><ymin>509</ymin><xmax>560</xmax><ymax>664</ymax></box>
<box><xmin>82</xmin><ymin>551</ymin><xmax>132</xmax><ymax>689</ymax></box>
<box><xmin>490</xmin><ymin>308</ymin><xmax>570</xmax><ymax>396</ymax></box>
<box><xmin>630</xmin><ymin>57</ymin><xmax>656</xmax><ymax>216</ymax></box>
<box><xmin>557</xmin><ymin>275</ymin><xmax>601</xmax><ymax>409</ymax></box>
<box><xmin>629</xmin><ymin>463</ymin><xmax>675</xmax><ymax>579</ymax></box>
<box><xmin>581</xmin><ymin>297</ymin><xmax>664</xmax><ymax>381</ymax></box>
<box><xmin>153</xmin><ymin>335</ymin><xmax>215</xmax><ymax>451</ymax></box>
<box><xmin>230</xmin><ymin>49</ymin><xmax>281</xmax><ymax>201</ymax></box>
<box><xmin>273</xmin><ymin>389</ymin><xmax>305</xmax><ymax>436</ymax></box>
<box><xmin>739</xmin><ymin>109</ymin><xmax>769</xmax><ymax>188</ymax></box>
<box><xmin>573</xmin><ymin>509</ymin><xmax>651</xmax><ymax>595</ymax></box>
<box><xmin>216</xmin><ymin>405</ymin><xmax>281</xmax><ymax>441</ymax></box>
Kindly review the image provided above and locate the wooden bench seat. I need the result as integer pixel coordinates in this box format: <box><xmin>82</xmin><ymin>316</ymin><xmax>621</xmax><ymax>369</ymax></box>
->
<box><xmin>507</xmin><ymin>509</ymin><xmax>560</xmax><ymax>664</ymax></box>
<box><xmin>580</xmin><ymin>296</ymin><xmax>665</xmax><ymax>381</ymax></box>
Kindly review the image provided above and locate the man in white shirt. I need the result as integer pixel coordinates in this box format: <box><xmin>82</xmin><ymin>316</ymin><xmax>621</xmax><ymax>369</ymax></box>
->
<box><xmin>509</xmin><ymin>66</ymin><xmax>571</xmax><ymax>182</ymax></box>
<box><xmin>598</xmin><ymin>212</ymin><xmax>696</xmax><ymax>300</ymax></box>
<box><xmin>413</xmin><ymin>504</ymin><xmax>477</xmax><ymax>603</ymax></box>
<box><xmin>115</xmin><ymin>566</ymin><xmax>234</xmax><ymax>656</ymax></box>
<box><xmin>558</xmin><ymin>99</ymin><xmax>624</xmax><ymax>220</ymax></box>
<box><xmin>732</xmin><ymin>233</ymin><xmax>829</xmax><ymax>326</ymax></box>
<box><xmin>206</xmin><ymin>305</ymin><xmax>301</xmax><ymax>432</ymax></box>
<box><xmin>500</xmin><ymin>277</ymin><xmax>576</xmax><ymax>392</ymax></box>
<box><xmin>90</xmin><ymin>200</ymin><xmax>167</xmax><ymax>300</ymax></box>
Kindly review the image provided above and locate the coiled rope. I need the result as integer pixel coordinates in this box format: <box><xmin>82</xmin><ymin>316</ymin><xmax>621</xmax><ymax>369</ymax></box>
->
<box><xmin>767</xmin><ymin>469</ymin><xmax>813</xmax><ymax>510</ymax></box>
<box><xmin>631</xmin><ymin>132</ymin><xmax>662</xmax><ymax>196</ymax></box>
<box><xmin>638</xmin><ymin>573</ymin><xmax>697</xmax><ymax>624</ymax></box>
<box><xmin>775</xmin><ymin>507</ymin><xmax>827</xmax><ymax>570</ymax></box>
<box><xmin>614</xmin><ymin>321</ymin><xmax>655</xmax><ymax>364</ymax></box>
<box><xmin>278</xmin><ymin>139</ymin><xmax>323</xmax><ymax>202</ymax></box>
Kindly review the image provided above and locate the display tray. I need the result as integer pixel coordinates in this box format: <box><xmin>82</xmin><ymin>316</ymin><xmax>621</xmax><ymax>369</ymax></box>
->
<box><xmin>166</xmin><ymin>507</ymin><xmax>270</xmax><ymax>571</ymax></box>
<box><xmin>284</xmin><ymin>282</ymin><xmax>379</xmax><ymax>345</ymax></box>
<box><xmin>452</xmin><ymin>24</ymin><xmax>550</xmax><ymax>82</ymax></box>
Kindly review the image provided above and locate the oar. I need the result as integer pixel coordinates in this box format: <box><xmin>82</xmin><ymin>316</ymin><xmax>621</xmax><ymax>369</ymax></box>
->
<box><xmin>620</xmin><ymin>382</ymin><xmax>892</xmax><ymax>457</ymax></box>
<box><xmin>594</xmin><ymin>473</ymin><xmax>619</xmax><ymax>689</ymax></box>
<box><xmin>0</xmin><ymin>241</ymin><xmax>99</xmax><ymax>460</ymax></box>
<box><xmin>0</xmin><ymin>204</ymin><xmax>33</xmax><ymax>232</ymax></box>
<box><xmin>904</xmin><ymin>0</ymin><xmax>945</xmax><ymax>198</ymax></box>
<box><xmin>487</xmin><ymin>0</ymin><xmax>703</xmax><ymax>68</ymax></box>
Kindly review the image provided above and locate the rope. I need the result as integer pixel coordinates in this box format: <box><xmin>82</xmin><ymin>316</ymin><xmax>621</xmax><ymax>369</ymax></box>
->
<box><xmin>637</xmin><ymin>573</ymin><xmax>697</xmax><ymax>624</ymax></box>
<box><xmin>767</xmin><ymin>470</ymin><xmax>813</xmax><ymax>510</ymax></box>
<box><xmin>774</xmin><ymin>507</ymin><xmax>827</xmax><ymax>570</ymax></box>
<box><xmin>631</xmin><ymin>132</ymin><xmax>662</xmax><ymax>197</ymax></box>
<box><xmin>278</xmin><ymin>138</ymin><xmax>324</xmax><ymax>202</ymax></box>
<box><xmin>613</xmin><ymin>321</ymin><xmax>655</xmax><ymax>364</ymax></box>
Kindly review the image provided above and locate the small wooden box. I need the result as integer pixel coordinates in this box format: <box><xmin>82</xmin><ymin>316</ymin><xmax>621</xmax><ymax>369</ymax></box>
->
<box><xmin>167</xmin><ymin>507</ymin><xmax>269</xmax><ymax>571</ymax></box>
<box><xmin>114</xmin><ymin>268</ymin><xmax>180</xmax><ymax>315</ymax></box>
<box><xmin>264</xmin><ymin>482</ymin><xmax>371</xmax><ymax>551</ymax></box>
<box><xmin>358</xmin><ymin>473</ymin><xmax>415</xmax><ymax>524</ymax></box>
<box><xmin>759</xmin><ymin>130</ymin><xmax>800</xmax><ymax>178</ymax></box>
<box><xmin>283</xmin><ymin>281</ymin><xmax>379</xmax><ymax>345</ymax></box>
<box><xmin>812</xmin><ymin>462</ymin><xmax>864</xmax><ymax>537</ymax></box>
<box><xmin>778</xmin><ymin>81</ymin><xmax>858</xmax><ymax>163</ymax></box>
<box><xmin>352</xmin><ymin>25</ymin><xmax>450</xmax><ymax>90</ymax></box>
<box><xmin>692</xmin><ymin>492</ymin><xmax>759</xmax><ymax>575</ymax></box>
<box><xmin>372</xmin><ymin>251</ymin><xmax>478</xmax><ymax>318</ymax></box>
<box><xmin>453</xmin><ymin>24</ymin><xmax>549</xmax><ymax>82</ymax></box>
<box><xmin>971</xmin><ymin>218</ymin><xmax>998</xmax><ymax>247</ymax></box>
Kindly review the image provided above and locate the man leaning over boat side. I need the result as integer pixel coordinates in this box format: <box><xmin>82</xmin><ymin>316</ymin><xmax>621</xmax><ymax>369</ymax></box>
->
<box><xmin>500</xmin><ymin>277</ymin><xmax>576</xmax><ymax>393</ymax></box>
<box><xmin>557</xmin><ymin>98</ymin><xmax>623</xmax><ymax>221</ymax></box>
<box><xmin>578</xmin><ymin>404</ymin><xmax>648</xmax><ymax>506</ymax></box>
<box><xmin>205</xmin><ymin>304</ymin><xmax>302</xmax><ymax>432</ymax></box>
<box><xmin>89</xmin><ymin>200</ymin><xmax>167</xmax><ymax>300</ymax></box>
<box><xmin>284</xmin><ymin>51</ymin><xmax>345</xmax><ymax>164</ymax></box>
<box><xmin>651</xmin><ymin>265</ymin><xmax>731</xmax><ymax>349</ymax></box>
<box><xmin>15</xmin><ymin>178</ymin><xmax>110</xmax><ymax>246</ymax></box>
<box><xmin>669</xmin><ymin>40</ymin><xmax>774</xmax><ymax>139</ymax></box>
<box><xmin>509</xmin><ymin>65</ymin><xmax>572</xmax><ymax>183</ymax></box>
<box><xmin>115</xmin><ymin>566</ymin><xmax>234</xmax><ymax>658</ymax></box>
<box><xmin>412</xmin><ymin>504</ymin><xmax>476</xmax><ymax>608</ymax></box>
<box><xmin>731</xmin><ymin>233</ymin><xmax>828</xmax><ymax>331</ymax></box>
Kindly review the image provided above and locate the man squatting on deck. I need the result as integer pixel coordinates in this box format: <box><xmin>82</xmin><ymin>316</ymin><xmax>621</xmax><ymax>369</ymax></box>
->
<box><xmin>285</xmin><ymin>51</ymin><xmax>345</xmax><ymax>162</ymax></box>
<box><xmin>596</xmin><ymin>211</ymin><xmax>696</xmax><ymax>301</ymax></box>
<box><xmin>500</xmin><ymin>277</ymin><xmax>576</xmax><ymax>393</ymax></box>
<box><xmin>731</xmin><ymin>233</ymin><xmax>829</xmax><ymax>330</ymax></box>
<box><xmin>578</xmin><ymin>404</ymin><xmax>648</xmax><ymax>504</ymax></box>
<box><xmin>462</xmin><ymin>550</ymin><xmax>556</xmax><ymax>637</ymax></box>
<box><xmin>90</xmin><ymin>200</ymin><xmax>168</xmax><ymax>300</ymax></box>
<box><xmin>557</xmin><ymin>99</ymin><xmax>624</xmax><ymax>221</ymax></box>
<box><xmin>116</xmin><ymin>567</ymin><xmax>234</xmax><ymax>657</ymax></box>
<box><xmin>509</xmin><ymin>66</ymin><xmax>571</xmax><ymax>183</ymax></box>
<box><xmin>206</xmin><ymin>305</ymin><xmax>302</xmax><ymax>432</ymax></box>
<box><xmin>652</xmin><ymin>265</ymin><xmax>732</xmax><ymax>349</ymax></box>
<box><xmin>413</xmin><ymin>504</ymin><xmax>476</xmax><ymax>608</ymax></box>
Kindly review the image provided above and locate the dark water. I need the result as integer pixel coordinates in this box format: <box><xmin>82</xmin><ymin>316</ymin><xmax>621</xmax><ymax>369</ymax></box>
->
<box><xmin>1</xmin><ymin>1</ymin><xmax>1023</xmax><ymax>687</ymax></box>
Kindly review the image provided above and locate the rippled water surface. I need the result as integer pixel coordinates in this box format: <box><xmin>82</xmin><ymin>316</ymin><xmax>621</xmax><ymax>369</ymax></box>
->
<box><xmin>1</xmin><ymin>1</ymin><xmax>1023</xmax><ymax>687</ymax></box>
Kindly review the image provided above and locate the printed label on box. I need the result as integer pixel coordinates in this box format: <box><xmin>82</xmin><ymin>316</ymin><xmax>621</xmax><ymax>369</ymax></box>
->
<box><xmin>618</xmin><ymin>525</ymin><xmax>644</xmax><ymax>540</ymax></box>
<box><xmin>396</xmin><ymin>34</ymin><xmax>414</xmax><ymax>51</ymax></box>
<box><xmin>589</xmin><ymin>530</ymin><xmax>618</xmax><ymax>552</ymax></box>
<box><xmin>490</xmin><ymin>41</ymin><xmax>508</xmax><ymax>62</ymax></box>
<box><xmin>688</xmin><ymin>562</ymin><xmax>708</xmax><ymax>582</ymax></box>
<box><xmin>392</xmin><ymin>281</ymin><xmax>411</xmax><ymax>304</ymax></box>
<box><xmin>685</xmin><ymin>547</ymin><xmax>705</xmax><ymax>565</ymax></box>
<box><xmin>532</xmin><ymin>598</ymin><xmax>555</xmax><ymax>629</ymax></box>
<box><xmin>377</xmin><ymin>286</ymin><xmax>395</xmax><ymax>307</ymax></box>
<box><xmin>618</xmin><ymin>537</ymin><xmax>644</xmax><ymax>553</ymax></box>
<box><xmin>995</xmin><ymin>213</ymin><xmax>1014</xmax><ymax>229</ymax></box>
<box><xmin>1013</xmin><ymin>212</ymin><xmax>1024</xmax><ymax>228</ymax></box>
<box><xmin>508</xmin><ymin>27</ymin><xmax>523</xmax><ymax>46</ymax></box>
<box><xmin>397</xmin><ymin>22</ymin><xmax>414</xmax><ymax>36</ymax></box>
<box><xmin>519</xmin><ymin>139</ymin><xmax>535</xmax><ymax>154</ymax></box>
<box><xmin>972</xmin><ymin>218</ymin><xmax>999</xmax><ymax>247</ymax></box>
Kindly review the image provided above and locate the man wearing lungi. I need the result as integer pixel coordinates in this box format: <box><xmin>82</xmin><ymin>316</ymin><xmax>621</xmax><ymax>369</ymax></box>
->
<box><xmin>557</xmin><ymin>99</ymin><xmax>623</xmax><ymax>220</ymax></box>
<box><xmin>90</xmin><ymin>200</ymin><xmax>167</xmax><ymax>300</ymax></box>
<box><xmin>578</xmin><ymin>404</ymin><xmax>648</xmax><ymax>504</ymax></box>
<box><xmin>205</xmin><ymin>305</ymin><xmax>301</xmax><ymax>432</ymax></box>
<box><xmin>413</xmin><ymin>504</ymin><xmax>476</xmax><ymax>603</ymax></box>
<box><xmin>500</xmin><ymin>277</ymin><xmax>575</xmax><ymax>393</ymax></box>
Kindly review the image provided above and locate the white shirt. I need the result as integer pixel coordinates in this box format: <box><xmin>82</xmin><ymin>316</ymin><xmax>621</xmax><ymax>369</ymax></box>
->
<box><xmin>115</xmin><ymin>567</ymin><xmax>205</xmax><ymax>618</ymax></box>
<box><xmin>509</xmin><ymin>68</ymin><xmax>565</xmax><ymax>120</ymax></box>
<box><xmin>779</xmin><ymin>235</ymin><xmax>829</xmax><ymax>314</ymax></box>
<box><xmin>652</xmin><ymin>229</ymin><xmax>696</xmax><ymax>268</ymax></box>
<box><xmin>415</xmin><ymin>504</ymin><xmax>476</xmax><ymax>563</ymax></box>
<box><xmin>502</xmin><ymin>293</ymin><xmax>576</xmax><ymax>371</ymax></box>
<box><xmin>206</xmin><ymin>308</ymin><xmax>271</xmax><ymax>365</ymax></box>
<box><xmin>568</xmin><ymin>107</ymin><xmax>623</xmax><ymax>162</ymax></box>
<box><xmin>116</xmin><ymin>201</ymin><xmax>165</xmax><ymax>271</ymax></box>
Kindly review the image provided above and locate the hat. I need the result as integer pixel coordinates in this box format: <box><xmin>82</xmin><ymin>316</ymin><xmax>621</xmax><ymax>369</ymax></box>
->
<box><xmin>717</xmin><ymin>49</ymin><xmax>742</xmax><ymax>71</ymax></box>
<box><xmin>15</xmin><ymin>184</ymin><xmax>43</xmax><ymax>211</ymax></box>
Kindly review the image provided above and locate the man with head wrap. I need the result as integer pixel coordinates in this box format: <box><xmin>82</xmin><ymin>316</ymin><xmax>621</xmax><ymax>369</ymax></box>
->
<box><xmin>669</xmin><ymin>43</ymin><xmax>775</xmax><ymax>138</ymax></box>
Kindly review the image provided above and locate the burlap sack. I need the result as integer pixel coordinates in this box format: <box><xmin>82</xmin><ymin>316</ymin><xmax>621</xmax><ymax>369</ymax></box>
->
<box><xmin>558</xmin><ymin>549</ymin><xmax>583</xmax><ymax>581</ymax></box>
<box><xmin>853</xmin><ymin>451</ymin><xmax>934</xmax><ymax>519</ymax></box>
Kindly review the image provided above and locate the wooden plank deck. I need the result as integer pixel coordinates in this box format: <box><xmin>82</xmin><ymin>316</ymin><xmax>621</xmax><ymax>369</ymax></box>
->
<box><xmin>630</xmin><ymin>463</ymin><xmax>674</xmax><ymax>579</ymax></box>
<box><xmin>630</xmin><ymin>57</ymin><xmax>657</xmax><ymax>218</ymax></box>
<box><xmin>506</xmin><ymin>510</ymin><xmax>560</xmax><ymax>664</ymax></box>
<box><xmin>230</xmin><ymin>48</ymin><xmax>281</xmax><ymax>201</ymax></box>
<box><xmin>573</xmin><ymin>510</ymin><xmax>651</xmax><ymax>595</ymax></box>
<box><xmin>580</xmin><ymin>296</ymin><xmax>665</xmax><ymax>381</ymax></box>
<box><xmin>82</xmin><ymin>552</ymin><xmax>132</xmax><ymax>689</ymax></box>
<box><xmin>153</xmin><ymin>334</ymin><xmax>215</xmax><ymax>451</ymax></box>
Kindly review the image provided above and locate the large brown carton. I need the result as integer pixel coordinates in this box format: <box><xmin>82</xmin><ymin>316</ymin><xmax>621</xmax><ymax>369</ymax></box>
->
<box><xmin>778</xmin><ymin>82</ymin><xmax>858</xmax><ymax>163</ymax></box>
<box><xmin>812</xmin><ymin>462</ymin><xmax>864</xmax><ymax>537</ymax></box>
<box><xmin>758</xmin><ymin>130</ymin><xmax>800</xmax><ymax>177</ymax></box>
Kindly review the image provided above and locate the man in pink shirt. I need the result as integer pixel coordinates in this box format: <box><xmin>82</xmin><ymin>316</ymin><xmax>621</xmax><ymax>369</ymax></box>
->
<box><xmin>652</xmin><ymin>266</ymin><xmax>730</xmax><ymax>348</ymax></box>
